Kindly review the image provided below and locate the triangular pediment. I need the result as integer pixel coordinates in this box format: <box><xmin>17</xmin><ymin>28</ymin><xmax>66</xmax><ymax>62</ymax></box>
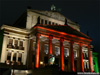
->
<box><xmin>29</xmin><ymin>9</ymin><xmax>66</xmax><ymax>21</ymax></box>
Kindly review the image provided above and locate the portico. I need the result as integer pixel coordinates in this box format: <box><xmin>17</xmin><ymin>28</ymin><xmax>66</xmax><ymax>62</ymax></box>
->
<box><xmin>30</xmin><ymin>24</ymin><xmax>93</xmax><ymax>72</ymax></box>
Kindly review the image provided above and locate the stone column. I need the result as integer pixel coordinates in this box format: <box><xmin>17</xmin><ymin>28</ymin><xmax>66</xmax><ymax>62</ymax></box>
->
<box><xmin>11</xmin><ymin>52</ymin><xmax>14</xmax><ymax>61</ymax></box>
<box><xmin>13</xmin><ymin>38</ymin><xmax>15</xmax><ymax>46</ymax></box>
<box><xmin>24</xmin><ymin>39</ymin><xmax>29</xmax><ymax>65</ymax></box>
<box><xmin>60</xmin><ymin>38</ymin><xmax>64</xmax><ymax>71</ymax></box>
<box><xmin>16</xmin><ymin>52</ymin><xmax>18</xmax><ymax>62</ymax></box>
<box><xmin>18</xmin><ymin>40</ymin><xmax>20</xmax><ymax>47</ymax></box>
<box><xmin>70</xmin><ymin>41</ymin><xmax>75</xmax><ymax>72</ymax></box>
<box><xmin>88</xmin><ymin>45</ymin><xmax>93</xmax><ymax>72</ymax></box>
<box><xmin>22</xmin><ymin>52</ymin><xmax>24</xmax><ymax>64</ymax></box>
<box><xmin>0</xmin><ymin>35</ymin><xmax>8</xmax><ymax>63</ymax></box>
<box><xmin>91</xmin><ymin>51</ymin><xmax>94</xmax><ymax>72</ymax></box>
<box><xmin>49</xmin><ymin>35</ymin><xmax>53</xmax><ymax>58</ymax></box>
<box><xmin>35</xmin><ymin>33</ymin><xmax>40</xmax><ymax>68</ymax></box>
<box><xmin>80</xmin><ymin>43</ymin><xmax>84</xmax><ymax>72</ymax></box>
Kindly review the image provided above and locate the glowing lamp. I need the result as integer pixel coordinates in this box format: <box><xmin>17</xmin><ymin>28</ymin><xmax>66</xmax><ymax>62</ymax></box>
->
<box><xmin>40</xmin><ymin>61</ymin><xmax>43</xmax><ymax>65</ymax></box>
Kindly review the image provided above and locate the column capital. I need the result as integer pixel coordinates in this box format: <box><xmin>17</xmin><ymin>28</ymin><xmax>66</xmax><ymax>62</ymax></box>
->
<box><xmin>49</xmin><ymin>35</ymin><xmax>53</xmax><ymax>39</ymax></box>
<box><xmin>70</xmin><ymin>39</ymin><xmax>74</xmax><ymax>42</ymax></box>
<box><xmin>88</xmin><ymin>45</ymin><xmax>91</xmax><ymax>48</ymax></box>
<box><xmin>36</xmin><ymin>33</ymin><xmax>41</xmax><ymax>37</ymax></box>
<box><xmin>60</xmin><ymin>38</ymin><xmax>64</xmax><ymax>42</ymax></box>
<box><xmin>79</xmin><ymin>42</ymin><xmax>83</xmax><ymax>46</ymax></box>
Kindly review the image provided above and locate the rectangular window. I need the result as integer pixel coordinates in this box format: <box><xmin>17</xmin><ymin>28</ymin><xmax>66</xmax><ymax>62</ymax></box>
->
<box><xmin>33</xmin><ymin>42</ymin><xmax>36</xmax><ymax>51</ymax></box>
<box><xmin>49</xmin><ymin>21</ymin><xmax>51</xmax><ymax>24</ymax></box>
<box><xmin>86</xmin><ymin>51</ymin><xmax>88</xmax><ymax>58</ymax></box>
<box><xmin>74</xmin><ymin>50</ymin><xmax>77</xmax><ymax>58</ymax></box>
<box><xmin>64</xmin><ymin>48</ymin><xmax>69</xmax><ymax>57</ymax></box>
<box><xmin>55</xmin><ymin>46</ymin><xmax>60</xmax><ymax>56</ymax></box>
<box><xmin>7</xmin><ymin>52</ymin><xmax>11</xmax><ymax>60</ymax></box>
<box><xmin>19</xmin><ymin>41</ymin><xmax>24</xmax><ymax>50</ymax></box>
<box><xmin>52</xmin><ymin>22</ymin><xmax>54</xmax><ymax>25</ymax></box>
<box><xmin>18</xmin><ymin>53</ymin><xmax>22</xmax><ymax>62</ymax></box>
<box><xmin>41</xmin><ymin>19</ymin><xmax>43</xmax><ymax>24</ymax></box>
<box><xmin>7</xmin><ymin>39</ymin><xmax>13</xmax><ymax>48</ymax></box>
<box><xmin>14</xmin><ymin>40</ymin><xmax>18</xmax><ymax>49</ymax></box>
<box><xmin>13</xmin><ymin>53</ymin><xmax>16</xmax><ymax>61</ymax></box>
<box><xmin>44</xmin><ymin>44</ymin><xmax>48</xmax><ymax>54</ymax></box>
<box><xmin>87</xmin><ymin>61</ymin><xmax>89</xmax><ymax>69</ymax></box>
<box><xmin>20</xmin><ymin>41</ymin><xmax>23</xmax><ymax>46</ymax></box>
<box><xmin>84</xmin><ymin>61</ymin><xmax>89</xmax><ymax>69</ymax></box>
<box><xmin>83</xmin><ymin>51</ymin><xmax>85</xmax><ymax>59</ymax></box>
<box><xmin>56</xmin><ymin>23</ymin><xmax>58</xmax><ymax>25</ymax></box>
<box><xmin>45</xmin><ymin>20</ymin><xmax>47</xmax><ymax>24</ymax></box>
<box><xmin>84</xmin><ymin>61</ymin><xmax>86</xmax><ymax>69</ymax></box>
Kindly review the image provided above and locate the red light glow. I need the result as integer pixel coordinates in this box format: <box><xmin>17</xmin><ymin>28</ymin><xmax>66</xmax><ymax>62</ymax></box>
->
<box><xmin>80</xmin><ymin>43</ymin><xmax>84</xmax><ymax>72</ymax></box>
<box><xmin>34</xmin><ymin>26</ymin><xmax>92</xmax><ymax>42</ymax></box>
<box><xmin>88</xmin><ymin>45</ymin><xmax>93</xmax><ymax>72</ymax></box>
<box><xmin>35</xmin><ymin>33</ymin><xmax>40</xmax><ymax>68</ymax></box>
<box><xmin>49</xmin><ymin>35</ymin><xmax>53</xmax><ymax>58</ymax></box>
<box><xmin>60</xmin><ymin>38</ymin><xmax>64</xmax><ymax>71</ymax></box>
<box><xmin>71</xmin><ymin>41</ymin><xmax>75</xmax><ymax>72</ymax></box>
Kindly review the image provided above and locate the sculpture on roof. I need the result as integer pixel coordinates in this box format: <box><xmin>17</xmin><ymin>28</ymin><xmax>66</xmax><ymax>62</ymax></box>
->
<box><xmin>51</xmin><ymin>5</ymin><xmax>56</xmax><ymax>11</ymax></box>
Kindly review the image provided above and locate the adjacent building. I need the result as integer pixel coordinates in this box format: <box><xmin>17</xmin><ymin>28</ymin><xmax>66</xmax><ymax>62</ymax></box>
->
<box><xmin>92</xmin><ymin>52</ymin><xmax>99</xmax><ymax>73</ymax></box>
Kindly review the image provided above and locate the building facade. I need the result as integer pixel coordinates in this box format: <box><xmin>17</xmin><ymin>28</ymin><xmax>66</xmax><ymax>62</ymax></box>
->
<box><xmin>0</xmin><ymin>8</ymin><xmax>97</xmax><ymax>74</ymax></box>
<box><xmin>92</xmin><ymin>52</ymin><xmax>99</xmax><ymax>73</ymax></box>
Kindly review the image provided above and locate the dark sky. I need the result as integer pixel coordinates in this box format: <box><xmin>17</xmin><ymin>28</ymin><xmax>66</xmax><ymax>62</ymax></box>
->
<box><xmin>0</xmin><ymin>0</ymin><xmax>100</xmax><ymax>62</ymax></box>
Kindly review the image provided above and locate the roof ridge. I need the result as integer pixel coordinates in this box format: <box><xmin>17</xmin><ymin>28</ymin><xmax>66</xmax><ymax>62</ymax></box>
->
<box><xmin>66</xmin><ymin>25</ymin><xmax>92</xmax><ymax>39</ymax></box>
<box><xmin>36</xmin><ymin>24</ymin><xmax>92</xmax><ymax>40</ymax></box>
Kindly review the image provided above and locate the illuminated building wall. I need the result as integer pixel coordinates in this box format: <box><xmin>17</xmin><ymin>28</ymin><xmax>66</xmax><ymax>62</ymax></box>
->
<box><xmin>0</xmin><ymin>25</ymin><xmax>29</xmax><ymax>65</ymax></box>
<box><xmin>92</xmin><ymin>52</ymin><xmax>99</xmax><ymax>73</ymax></box>
<box><xmin>0</xmin><ymin>9</ymin><xmax>95</xmax><ymax>74</ymax></box>
<box><xmin>0</xmin><ymin>30</ymin><xmax>4</xmax><ymax>60</ymax></box>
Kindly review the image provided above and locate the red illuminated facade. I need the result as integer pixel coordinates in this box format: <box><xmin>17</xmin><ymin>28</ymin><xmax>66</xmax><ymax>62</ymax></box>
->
<box><xmin>31</xmin><ymin>24</ymin><xmax>93</xmax><ymax>72</ymax></box>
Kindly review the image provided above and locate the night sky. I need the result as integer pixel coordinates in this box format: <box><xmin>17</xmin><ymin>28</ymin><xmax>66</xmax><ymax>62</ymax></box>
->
<box><xmin>0</xmin><ymin>0</ymin><xmax>100</xmax><ymax>63</ymax></box>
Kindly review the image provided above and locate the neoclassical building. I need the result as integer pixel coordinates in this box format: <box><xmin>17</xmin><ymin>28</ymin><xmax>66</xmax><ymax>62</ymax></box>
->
<box><xmin>0</xmin><ymin>8</ymin><xmax>95</xmax><ymax>74</ymax></box>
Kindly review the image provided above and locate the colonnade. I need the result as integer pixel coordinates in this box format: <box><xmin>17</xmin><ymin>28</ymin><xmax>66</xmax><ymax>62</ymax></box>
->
<box><xmin>35</xmin><ymin>33</ymin><xmax>93</xmax><ymax>72</ymax></box>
